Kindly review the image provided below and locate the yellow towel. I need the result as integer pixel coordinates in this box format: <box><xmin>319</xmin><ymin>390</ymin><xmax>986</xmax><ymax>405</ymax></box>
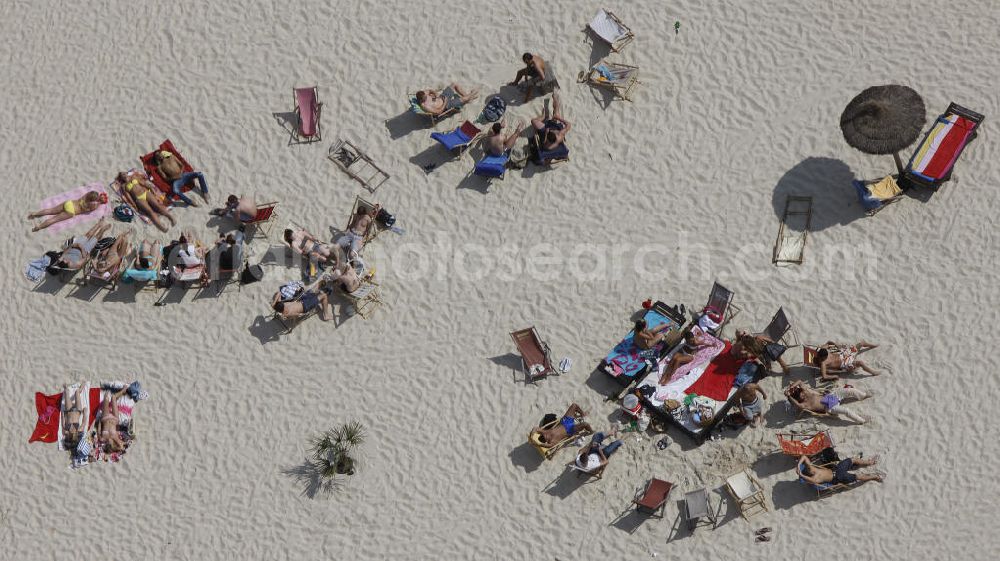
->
<box><xmin>869</xmin><ymin>176</ymin><xmax>902</xmax><ymax>200</ymax></box>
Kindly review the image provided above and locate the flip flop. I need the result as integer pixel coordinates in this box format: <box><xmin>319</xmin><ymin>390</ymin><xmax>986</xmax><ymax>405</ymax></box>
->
<box><xmin>755</xmin><ymin>528</ymin><xmax>772</xmax><ymax>536</ymax></box>
<box><xmin>756</xmin><ymin>535</ymin><xmax>771</xmax><ymax>543</ymax></box>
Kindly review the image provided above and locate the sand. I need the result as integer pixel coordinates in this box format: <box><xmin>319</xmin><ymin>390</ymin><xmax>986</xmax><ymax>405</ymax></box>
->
<box><xmin>2</xmin><ymin>0</ymin><xmax>999</xmax><ymax>559</ymax></box>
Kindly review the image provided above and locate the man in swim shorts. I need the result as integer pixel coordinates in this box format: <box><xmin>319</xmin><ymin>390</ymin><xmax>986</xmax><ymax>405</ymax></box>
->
<box><xmin>798</xmin><ymin>453</ymin><xmax>883</xmax><ymax>486</ymax></box>
<box><xmin>813</xmin><ymin>340</ymin><xmax>881</xmax><ymax>380</ymax></box>
<box><xmin>530</xmin><ymin>403</ymin><xmax>592</xmax><ymax>445</ymax></box>
<box><xmin>785</xmin><ymin>381</ymin><xmax>872</xmax><ymax>424</ymax></box>
<box><xmin>737</xmin><ymin>381</ymin><xmax>767</xmax><ymax>427</ymax></box>
<box><xmin>416</xmin><ymin>83</ymin><xmax>479</xmax><ymax>116</ymax></box>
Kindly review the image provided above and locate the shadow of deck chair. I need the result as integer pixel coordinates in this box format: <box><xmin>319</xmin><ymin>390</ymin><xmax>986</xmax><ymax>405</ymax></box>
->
<box><xmin>578</xmin><ymin>59</ymin><xmax>640</xmax><ymax>102</ymax></box>
<box><xmin>586</xmin><ymin>8</ymin><xmax>635</xmax><ymax>52</ymax></box>
<box><xmin>510</xmin><ymin>327</ymin><xmax>556</xmax><ymax>384</ymax></box>
<box><xmin>903</xmin><ymin>102</ymin><xmax>984</xmax><ymax>190</ymax></box>
<box><xmin>630</xmin><ymin>478</ymin><xmax>674</xmax><ymax>518</ymax></box>
<box><xmin>701</xmin><ymin>281</ymin><xmax>741</xmax><ymax>335</ymax></box>
<box><xmin>853</xmin><ymin>176</ymin><xmax>904</xmax><ymax>216</ymax></box>
<box><xmin>293</xmin><ymin>86</ymin><xmax>323</xmax><ymax>143</ymax></box>
<box><xmin>243</xmin><ymin>201</ymin><xmax>279</xmax><ymax>241</ymax></box>
<box><xmin>431</xmin><ymin>121</ymin><xmax>482</xmax><ymax>160</ymax></box>
<box><xmin>773</xmin><ymin>195</ymin><xmax>813</xmax><ymax>265</ymax></box>
<box><xmin>408</xmin><ymin>93</ymin><xmax>460</xmax><ymax>126</ymax></box>
<box><xmin>529</xmin><ymin>416</ymin><xmax>592</xmax><ymax>460</ymax></box>
<box><xmin>474</xmin><ymin>151</ymin><xmax>510</xmax><ymax>180</ymax></box>
<box><xmin>328</xmin><ymin>138</ymin><xmax>391</xmax><ymax>192</ymax></box>
<box><xmin>725</xmin><ymin>468</ymin><xmax>769</xmax><ymax>520</ymax></box>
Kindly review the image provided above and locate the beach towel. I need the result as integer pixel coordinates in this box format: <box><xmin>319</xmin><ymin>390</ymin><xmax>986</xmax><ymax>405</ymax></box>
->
<box><xmin>141</xmin><ymin>139</ymin><xmax>195</xmax><ymax>198</ymax></box>
<box><xmin>685</xmin><ymin>342</ymin><xmax>746</xmax><ymax>401</ymax></box>
<box><xmin>668</xmin><ymin>327</ymin><xmax>726</xmax><ymax>383</ymax></box>
<box><xmin>908</xmin><ymin>114</ymin><xmax>976</xmax><ymax>181</ymax></box>
<box><xmin>25</xmin><ymin>254</ymin><xmax>52</xmax><ymax>283</ymax></box>
<box><xmin>605</xmin><ymin>308</ymin><xmax>673</xmax><ymax>379</ymax></box>
<box><xmin>91</xmin><ymin>380</ymin><xmax>148</xmax><ymax>465</ymax></box>
<box><xmin>36</xmin><ymin>183</ymin><xmax>111</xmax><ymax>234</ymax></box>
<box><xmin>29</xmin><ymin>392</ymin><xmax>64</xmax><ymax>443</ymax></box>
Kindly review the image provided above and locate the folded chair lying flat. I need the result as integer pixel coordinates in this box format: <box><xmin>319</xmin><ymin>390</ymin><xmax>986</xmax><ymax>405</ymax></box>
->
<box><xmin>474</xmin><ymin>152</ymin><xmax>510</xmax><ymax>180</ymax></box>
<box><xmin>631</xmin><ymin>478</ymin><xmax>674</xmax><ymax>518</ymax></box>
<box><xmin>328</xmin><ymin>138</ymin><xmax>391</xmax><ymax>192</ymax></box>
<box><xmin>510</xmin><ymin>327</ymin><xmax>556</xmax><ymax>384</ymax></box>
<box><xmin>409</xmin><ymin>93</ymin><xmax>459</xmax><ymax>125</ymax></box>
<box><xmin>528</xmin><ymin>415</ymin><xmax>592</xmax><ymax>460</ymax></box>
<box><xmin>904</xmin><ymin>102</ymin><xmax>984</xmax><ymax>189</ymax></box>
<box><xmin>853</xmin><ymin>176</ymin><xmax>904</xmax><ymax>216</ymax></box>
<box><xmin>579</xmin><ymin>59</ymin><xmax>640</xmax><ymax>101</ymax></box>
<box><xmin>725</xmin><ymin>468</ymin><xmax>769</xmax><ymax>520</ymax></box>
<box><xmin>140</xmin><ymin>139</ymin><xmax>195</xmax><ymax>201</ymax></box>
<box><xmin>587</xmin><ymin>8</ymin><xmax>635</xmax><ymax>52</ymax></box>
<box><xmin>772</xmin><ymin>195</ymin><xmax>813</xmax><ymax>265</ymax></box>
<box><xmin>293</xmin><ymin>86</ymin><xmax>322</xmax><ymax>143</ymax></box>
<box><xmin>430</xmin><ymin>121</ymin><xmax>482</xmax><ymax>158</ymax></box>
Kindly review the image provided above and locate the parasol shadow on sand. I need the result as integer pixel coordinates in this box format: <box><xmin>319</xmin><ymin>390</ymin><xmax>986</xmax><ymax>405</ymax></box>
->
<box><xmin>840</xmin><ymin>84</ymin><xmax>926</xmax><ymax>174</ymax></box>
<box><xmin>771</xmin><ymin>157</ymin><xmax>864</xmax><ymax>232</ymax></box>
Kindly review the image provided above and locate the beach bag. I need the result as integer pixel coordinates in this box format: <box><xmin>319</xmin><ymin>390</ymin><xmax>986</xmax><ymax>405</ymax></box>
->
<box><xmin>376</xmin><ymin>208</ymin><xmax>396</xmax><ymax>227</ymax></box>
<box><xmin>113</xmin><ymin>204</ymin><xmax>134</xmax><ymax>222</ymax></box>
<box><xmin>540</xmin><ymin>413</ymin><xmax>558</xmax><ymax>427</ymax></box>
<box><xmin>92</xmin><ymin>237</ymin><xmax>115</xmax><ymax>256</ymax></box>
<box><xmin>480</xmin><ymin>96</ymin><xmax>506</xmax><ymax>122</ymax></box>
<box><xmin>241</xmin><ymin>264</ymin><xmax>264</xmax><ymax>285</ymax></box>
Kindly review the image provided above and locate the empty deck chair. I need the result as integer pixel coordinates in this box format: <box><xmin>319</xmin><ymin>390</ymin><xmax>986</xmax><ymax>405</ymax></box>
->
<box><xmin>293</xmin><ymin>86</ymin><xmax>323</xmax><ymax>143</ymax></box>
<box><xmin>630</xmin><ymin>478</ymin><xmax>673</xmax><ymax>518</ymax></box>
<box><xmin>683</xmin><ymin>488</ymin><xmax>719</xmax><ymax>531</ymax></box>
<box><xmin>853</xmin><ymin>176</ymin><xmax>904</xmax><ymax>216</ymax></box>
<box><xmin>579</xmin><ymin>59</ymin><xmax>640</xmax><ymax>101</ymax></box>
<box><xmin>772</xmin><ymin>195</ymin><xmax>813</xmax><ymax>265</ymax></box>
<box><xmin>699</xmin><ymin>281</ymin><xmax>741</xmax><ymax>335</ymax></box>
<box><xmin>586</xmin><ymin>8</ymin><xmax>635</xmax><ymax>52</ymax></box>
<box><xmin>510</xmin><ymin>327</ymin><xmax>556</xmax><ymax>384</ymax></box>
<box><xmin>725</xmin><ymin>468</ymin><xmax>769</xmax><ymax>520</ymax></box>
<box><xmin>430</xmin><ymin>121</ymin><xmax>482</xmax><ymax>158</ymax></box>
<box><xmin>776</xmin><ymin>431</ymin><xmax>835</xmax><ymax>460</ymax></box>
<box><xmin>763</xmin><ymin>307</ymin><xmax>799</xmax><ymax>348</ymax></box>
<box><xmin>904</xmin><ymin>102</ymin><xmax>984</xmax><ymax>189</ymax></box>
<box><xmin>473</xmin><ymin>152</ymin><xmax>510</xmax><ymax>180</ymax></box>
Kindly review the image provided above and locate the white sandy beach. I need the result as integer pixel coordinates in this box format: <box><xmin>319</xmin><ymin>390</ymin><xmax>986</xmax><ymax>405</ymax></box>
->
<box><xmin>2</xmin><ymin>0</ymin><xmax>999</xmax><ymax>559</ymax></box>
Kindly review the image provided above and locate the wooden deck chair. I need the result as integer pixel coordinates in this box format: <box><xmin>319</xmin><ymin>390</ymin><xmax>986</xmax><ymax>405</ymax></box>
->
<box><xmin>853</xmin><ymin>176</ymin><xmax>904</xmax><ymax>216</ymax></box>
<box><xmin>578</xmin><ymin>59</ymin><xmax>640</xmax><ymax>102</ymax></box>
<box><xmin>328</xmin><ymin>138</ymin><xmax>391</xmax><ymax>192</ymax></box>
<box><xmin>408</xmin><ymin>92</ymin><xmax>460</xmax><ymax>125</ymax></box>
<box><xmin>430</xmin><ymin>121</ymin><xmax>482</xmax><ymax>159</ymax></box>
<box><xmin>347</xmin><ymin>196</ymin><xmax>383</xmax><ymax>247</ymax></box>
<box><xmin>903</xmin><ymin>102</ymin><xmax>984</xmax><ymax>189</ymax></box>
<box><xmin>683</xmin><ymin>488</ymin><xmax>719</xmax><ymax>531</ymax></box>
<box><xmin>244</xmin><ymin>201</ymin><xmax>279</xmax><ymax>241</ymax></box>
<box><xmin>703</xmin><ymin>281</ymin><xmax>741</xmax><ymax>334</ymax></box>
<box><xmin>343</xmin><ymin>278</ymin><xmax>384</xmax><ymax>319</ymax></box>
<box><xmin>292</xmin><ymin>86</ymin><xmax>323</xmax><ymax>143</ymax></box>
<box><xmin>773</xmin><ymin>195</ymin><xmax>813</xmax><ymax>265</ymax></box>
<box><xmin>725</xmin><ymin>468</ymin><xmax>769</xmax><ymax>520</ymax></box>
<box><xmin>273</xmin><ymin>287</ymin><xmax>320</xmax><ymax>333</ymax></box>
<box><xmin>776</xmin><ymin>431</ymin><xmax>835</xmax><ymax>460</ymax></box>
<box><xmin>510</xmin><ymin>327</ymin><xmax>556</xmax><ymax>384</ymax></box>
<box><xmin>586</xmin><ymin>8</ymin><xmax>635</xmax><ymax>52</ymax></box>
<box><xmin>631</xmin><ymin>478</ymin><xmax>674</xmax><ymax>518</ymax></box>
<box><xmin>122</xmin><ymin>241</ymin><xmax>162</xmax><ymax>292</ymax></box>
<box><xmin>528</xmin><ymin>416</ymin><xmax>592</xmax><ymax>460</ymax></box>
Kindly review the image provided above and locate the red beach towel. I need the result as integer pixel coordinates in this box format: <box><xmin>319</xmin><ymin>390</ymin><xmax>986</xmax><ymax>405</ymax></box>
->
<box><xmin>685</xmin><ymin>342</ymin><xmax>745</xmax><ymax>401</ymax></box>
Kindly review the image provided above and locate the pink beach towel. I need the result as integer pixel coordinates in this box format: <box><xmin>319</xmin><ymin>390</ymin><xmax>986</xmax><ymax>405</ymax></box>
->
<box><xmin>37</xmin><ymin>182</ymin><xmax>111</xmax><ymax>234</ymax></box>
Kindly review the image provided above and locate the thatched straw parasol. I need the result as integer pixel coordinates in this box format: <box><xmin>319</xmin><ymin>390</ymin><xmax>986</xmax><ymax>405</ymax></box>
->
<box><xmin>840</xmin><ymin>85</ymin><xmax>926</xmax><ymax>173</ymax></box>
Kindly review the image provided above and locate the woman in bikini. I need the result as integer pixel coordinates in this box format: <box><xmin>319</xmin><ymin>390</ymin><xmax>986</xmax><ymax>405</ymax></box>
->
<box><xmin>115</xmin><ymin>171</ymin><xmax>176</xmax><ymax>232</ymax></box>
<box><xmin>97</xmin><ymin>388</ymin><xmax>129</xmax><ymax>453</ymax></box>
<box><xmin>61</xmin><ymin>383</ymin><xmax>88</xmax><ymax>449</ymax></box>
<box><xmin>28</xmin><ymin>191</ymin><xmax>106</xmax><ymax>232</ymax></box>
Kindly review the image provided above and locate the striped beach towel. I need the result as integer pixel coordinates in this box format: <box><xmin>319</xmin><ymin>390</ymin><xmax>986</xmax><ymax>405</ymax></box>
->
<box><xmin>907</xmin><ymin>113</ymin><xmax>976</xmax><ymax>181</ymax></box>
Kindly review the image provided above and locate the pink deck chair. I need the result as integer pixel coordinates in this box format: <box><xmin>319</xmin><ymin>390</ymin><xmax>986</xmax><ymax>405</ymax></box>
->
<box><xmin>293</xmin><ymin>87</ymin><xmax>323</xmax><ymax>142</ymax></box>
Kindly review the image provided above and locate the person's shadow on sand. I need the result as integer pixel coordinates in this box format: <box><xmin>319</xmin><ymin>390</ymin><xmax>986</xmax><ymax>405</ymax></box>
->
<box><xmin>248</xmin><ymin>314</ymin><xmax>283</xmax><ymax>344</ymax></box>
<box><xmin>771</xmin><ymin>157</ymin><xmax>865</xmax><ymax>232</ymax></box>
<box><xmin>509</xmin><ymin>442</ymin><xmax>545</xmax><ymax>474</ymax></box>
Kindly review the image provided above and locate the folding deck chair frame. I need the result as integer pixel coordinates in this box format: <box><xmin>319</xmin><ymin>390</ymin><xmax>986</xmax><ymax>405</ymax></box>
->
<box><xmin>244</xmin><ymin>201</ymin><xmax>279</xmax><ymax>241</ymax></box>
<box><xmin>578</xmin><ymin>59</ymin><xmax>640</xmax><ymax>102</ymax></box>
<box><xmin>529</xmin><ymin>416</ymin><xmax>592</xmax><ymax>460</ymax></box>
<box><xmin>510</xmin><ymin>326</ymin><xmax>556</xmax><ymax>384</ymax></box>
<box><xmin>328</xmin><ymin>138</ymin><xmax>391</xmax><ymax>192</ymax></box>
<box><xmin>902</xmin><ymin>102</ymin><xmax>985</xmax><ymax>189</ymax></box>
<box><xmin>704</xmin><ymin>281</ymin><xmax>742</xmax><ymax>335</ymax></box>
<box><xmin>773</xmin><ymin>195</ymin><xmax>813</xmax><ymax>265</ymax></box>
<box><xmin>586</xmin><ymin>8</ymin><xmax>635</xmax><ymax>53</ymax></box>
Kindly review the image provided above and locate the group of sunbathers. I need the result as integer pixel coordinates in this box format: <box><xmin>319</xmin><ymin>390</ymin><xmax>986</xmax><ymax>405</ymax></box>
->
<box><xmin>61</xmin><ymin>383</ymin><xmax>130</xmax><ymax>456</ymax></box>
<box><xmin>784</xmin><ymin>340</ymin><xmax>882</xmax><ymax>424</ymax></box>
<box><xmin>529</xmin><ymin>403</ymin><xmax>624</xmax><ymax>475</ymax></box>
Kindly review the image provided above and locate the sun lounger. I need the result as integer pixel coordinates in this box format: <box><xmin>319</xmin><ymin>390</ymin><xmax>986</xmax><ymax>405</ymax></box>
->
<box><xmin>328</xmin><ymin>138</ymin><xmax>391</xmax><ymax>192</ymax></box>
<box><xmin>293</xmin><ymin>86</ymin><xmax>323</xmax><ymax>143</ymax></box>
<box><xmin>773</xmin><ymin>195</ymin><xmax>813</xmax><ymax>265</ymax></box>
<box><xmin>510</xmin><ymin>327</ymin><xmax>556</xmax><ymax>384</ymax></box>
<box><xmin>529</xmin><ymin>415</ymin><xmax>592</xmax><ymax>460</ymax></box>
<box><xmin>853</xmin><ymin>176</ymin><xmax>904</xmax><ymax>216</ymax></box>
<box><xmin>587</xmin><ymin>8</ymin><xmax>635</xmax><ymax>52</ymax></box>
<box><xmin>631</xmin><ymin>478</ymin><xmax>673</xmax><ymax>517</ymax></box>
<box><xmin>904</xmin><ymin>102</ymin><xmax>984</xmax><ymax>189</ymax></box>
<box><xmin>474</xmin><ymin>152</ymin><xmax>510</xmax><ymax>180</ymax></box>
<box><xmin>431</xmin><ymin>121</ymin><xmax>482</xmax><ymax>158</ymax></box>
<box><xmin>725</xmin><ymin>468</ymin><xmax>769</xmax><ymax>520</ymax></box>
<box><xmin>579</xmin><ymin>59</ymin><xmax>640</xmax><ymax>101</ymax></box>
<box><xmin>409</xmin><ymin>93</ymin><xmax>460</xmax><ymax>125</ymax></box>
<box><xmin>140</xmin><ymin>139</ymin><xmax>196</xmax><ymax>202</ymax></box>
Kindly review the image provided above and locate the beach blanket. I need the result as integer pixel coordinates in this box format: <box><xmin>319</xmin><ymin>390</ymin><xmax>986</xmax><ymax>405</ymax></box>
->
<box><xmin>91</xmin><ymin>380</ymin><xmax>148</xmax><ymax>465</ymax></box>
<box><xmin>667</xmin><ymin>327</ymin><xmax>726</xmax><ymax>383</ymax></box>
<box><xmin>604</xmin><ymin>308</ymin><xmax>674</xmax><ymax>379</ymax></box>
<box><xmin>685</xmin><ymin>342</ymin><xmax>746</xmax><ymax>401</ymax></box>
<box><xmin>908</xmin><ymin>114</ymin><xmax>976</xmax><ymax>181</ymax></box>
<box><xmin>36</xmin><ymin>183</ymin><xmax>111</xmax><ymax>234</ymax></box>
<box><xmin>141</xmin><ymin>139</ymin><xmax>195</xmax><ymax>198</ymax></box>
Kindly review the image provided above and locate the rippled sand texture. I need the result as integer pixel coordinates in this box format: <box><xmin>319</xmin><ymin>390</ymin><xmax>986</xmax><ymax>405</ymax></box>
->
<box><xmin>1</xmin><ymin>0</ymin><xmax>998</xmax><ymax>559</ymax></box>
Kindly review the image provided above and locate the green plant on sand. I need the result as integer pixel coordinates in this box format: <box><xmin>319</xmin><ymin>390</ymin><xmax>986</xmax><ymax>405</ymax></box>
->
<box><xmin>309</xmin><ymin>421</ymin><xmax>365</xmax><ymax>487</ymax></box>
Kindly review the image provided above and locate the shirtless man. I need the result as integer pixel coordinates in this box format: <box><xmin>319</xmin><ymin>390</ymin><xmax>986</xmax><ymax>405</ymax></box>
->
<box><xmin>484</xmin><ymin>119</ymin><xmax>525</xmax><ymax>157</ymax></box>
<box><xmin>813</xmin><ymin>341</ymin><xmax>881</xmax><ymax>381</ymax></box>
<box><xmin>510</xmin><ymin>52</ymin><xmax>553</xmax><ymax>101</ymax></box>
<box><xmin>336</xmin><ymin>204</ymin><xmax>380</xmax><ymax>255</ymax></box>
<box><xmin>416</xmin><ymin>83</ymin><xmax>479</xmax><ymax>116</ymax></box>
<box><xmin>327</xmin><ymin>263</ymin><xmax>363</xmax><ymax>294</ymax></box>
<box><xmin>798</xmin><ymin>454</ymin><xmax>883</xmax><ymax>486</ymax></box>
<box><xmin>634</xmin><ymin>318</ymin><xmax>673</xmax><ymax>350</ymax></box>
<box><xmin>737</xmin><ymin>381</ymin><xmax>767</xmax><ymax>427</ymax></box>
<box><xmin>272</xmin><ymin>287</ymin><xmax>333</xmax><ymax>321</ymax></box>
<box><xmin>151</xmin><ymin>150</ymin><xmax>209</xmax><ymax>207</ymax></box>
<box><xmin>784</xmin><ymin>380</ymin><xmax>872</xmax><ymax>424</ymax></box>
<box><xmin>733</xmin><ymin>329</ymin><xmax>790</xmax><ymax>375</ymax></box>
<box><xmin>531</xmin><ymin>91</ymin><xmax>572</xmax><ymax>152</ymax></box>
<box><xmin>212</xmin><ymin>194</ymin><xmax>257</xmax><ymax>223</ymax></box>
<box><xmin>530</xmin><ymin>403</ymin><xmax>592</xmax><ymax>446</ymax></box>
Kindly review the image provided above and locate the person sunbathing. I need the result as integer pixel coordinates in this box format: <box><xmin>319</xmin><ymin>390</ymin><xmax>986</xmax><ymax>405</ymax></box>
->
<box><xmin>92</xmin><ymin>230</ymin><xmax>132</xmax><ymax>277</ymax></box>
<box><xmin>272</xmin><ymin>287</ymin><xmax>332</xmax><ymax>321</ymax></box>
<box><xmin>510</xmin><ymin>52</ymin><xmax>555</xmax><ymax>101</ymax></box>
<box><xmin>634</xmin><ymin>318</ymin><xmax>672</xmax><ymax>350</ymax></box>
<box><xmin>484</xmin><ymin>119</ymin><xmax>525</xmax><ymax>157</ymax></box>
<box><xmin>737</xmin><ymin>381</ymin><xmax>767</xmax><ymax>427</ymax></box>
<box><xmin>416</xmin><ymin>84</ymin><xmax>479</xmax><ymax>116</ymax></box>
<box><xmin>28</xmin><ymin>190</ymin><xmax>106</xmax><ymax>232</ymax></box>
<box><xmin>336</xmin><ymin>205</ymin><xmax>380</xmax><ymax>256</ymax></box>
<box><xmin>574</xmin><ymin>429</ymin><xmax>623</xmax><ymax>474</ymax></box>
<box><xmin>530</xmin><ymin>92</ymin><xmax>571</xmax><ymax>153</ymax></box>
<box><xmin>61</xmin><ymin>383</ymin><xmax>87</xmax><ymax>449</ymax></box>
<box><xmin>784</xmin><ymin>380</ymin><xmax>872</xmax><ymax>424</ymax></box>
<box><xmin>51</xmin><ymin>218</ymin><xmax>112</xmax><ymax>271</ymax></box>
<box><xmin>124</xmin><ymin>239</ymin><xmax>160</xmax><ymax>282</ymax></box>
<box><xmin>284</xmin><ymin>228</ymin><xmax>333</xmax><ymax>263</ymax></box>
<box><xmin>813</xmin><ymin>341</ymin><xmax>881</xmax><ymax>380</ymax></box>
<box><xmin>114</xmin><ymin>171</ymin><xmax>176</xmax><ymax>232</ymax></box>
<box><xmin>211</xmin><ymin>194</ymin><xmax>257</xmax><ymax>223</ymax></box>
<box><xmin>325</xmin><ymin>262</ymin><xmax>364</xmax><ymax>294</ymax></box>
<box><xmin>530</xmin><ymin>403</ymin><xmax>592</xmax><ymax>445</ymax></box>
<box><xmin>151</xmin><ymin>150</ymin><xmax>209</xmax><ymax>207</ymax></box>
<box><xmin>733</xmin><ymin>329</ymin><xmax>791</xmax><ymax>375</ymax></box>
<box><xmin>656</xmin><ymin>330</ymin><xmax>715</xmax><ymax>384</ymax></box>
<box><xmin>97</xmin><ymin>387</ymin><xmax>129</xmax><ymax>454</ymax></box>
<box><xmin>798</xmin><ymin>453</ymin><xmax>883</xmax><ymax>486</ymax></box>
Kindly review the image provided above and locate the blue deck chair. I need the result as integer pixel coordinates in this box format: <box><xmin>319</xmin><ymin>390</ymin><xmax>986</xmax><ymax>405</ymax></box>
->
<box><xmin>474</xmin><ymin>152</ymin><xmax>510</xmax><ymax>180</ymax></box>
<box><xmin>430</xmin><ymin>121</ymin><xmax>482</xmax><ymax>158</ymax></box>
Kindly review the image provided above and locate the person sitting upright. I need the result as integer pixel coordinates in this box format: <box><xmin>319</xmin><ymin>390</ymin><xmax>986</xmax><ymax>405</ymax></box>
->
<box><xmin>151</xmin><ymin>150</ymin><xmax>209</xmax><ymax>207</ymax></box>
<box><xmin>530</xmin><ymin>92</ymin><xmax>571</xmax><ymax>158</ymax></box>
<box><xmin>784</xmin><ymin>380</ymin><xmax>872</xmax><ymax>424</ymax></box>
<box><xmin>573</xmin><ymin>428</ymin><xmax>623</xmax><ymax>475</ymax></box>
<box><xmin>530</xmin><ymin>403</ymin><xmax>592</xmax><ymax>446</ymax></box>
<box><xmin>484</xmin><ymin>119</ymin><xmax>526</xmax><ymax>157</ymax></box>
<box><xmin>813</xmin><ymin>340</ymin><xmax>881</xmax><ymax>381</ymax></box>
<box><xmin>28</xmin><ymin>191</ymin><xmax>106</xmax><ymax>232</ymax></box>
<box><xmin>634</xmin><ymin>318</ymin><xmax>672</xmax><ymax>351</ymax></box>
<box><xmin>510</xmin><ymin>52</ymin><xmax>557</xmax><ymax>101</ymax></box>
<box><xmin>415</xmin><ymin>84</ymin><xmax>479</xmax><ymax>116</ymax></box>
<box><xmin>798</xmin><ymin>453</ymin><xmax>883</xmax><ymax>486</ymax></box>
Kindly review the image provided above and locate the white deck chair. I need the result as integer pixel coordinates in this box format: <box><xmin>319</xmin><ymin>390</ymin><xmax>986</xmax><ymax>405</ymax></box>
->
<box><xmin>587</xmin><ymin>8</ymin><xmax>635</xmax><ymax>52</ymax></box>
